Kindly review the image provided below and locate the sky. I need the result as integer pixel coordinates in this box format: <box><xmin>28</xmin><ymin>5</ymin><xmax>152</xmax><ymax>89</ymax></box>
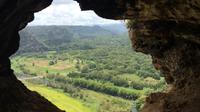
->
<box><xmin>29</xmin><ymin>0</ymin><xmax>121</xmax><ymax>26</ymax></box>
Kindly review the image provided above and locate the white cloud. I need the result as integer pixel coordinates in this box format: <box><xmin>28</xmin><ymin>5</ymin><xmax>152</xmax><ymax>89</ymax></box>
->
<box><xmin>29</xmin><ymin>0</ymin><xmax>120</xmax><ymax>26</ymax></box>
<box><xmin>53</xmin><ymin>0</ymin><xmax>73</xmax><ymax>4</ymax></box>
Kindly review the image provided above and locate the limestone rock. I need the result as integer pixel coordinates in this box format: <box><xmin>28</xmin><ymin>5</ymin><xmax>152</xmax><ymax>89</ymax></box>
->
<box><xmin>76</xmin><ymin>0</ymin><xmax>200</xmax><ymax>112</ymax></box>
<box><xmin>0</xmin><ymin>0</ymin><xmax>64</xmax><ymax>112</ymax></box>
<box><xmin>0</xmin><ymin>0</ymin><xmax>199</xmax><ymax>112</ymax></box>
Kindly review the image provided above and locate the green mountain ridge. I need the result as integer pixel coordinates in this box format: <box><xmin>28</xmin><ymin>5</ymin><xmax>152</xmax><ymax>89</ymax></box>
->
<box><xmin>18</xmin><ymin>24</ymin><xmax>127</xmax><ymax>54</ymax></box>
<box><xmin>18</xmin><ymin>30</ymin><xmax>48</xmax><ymax>54</ymax></box>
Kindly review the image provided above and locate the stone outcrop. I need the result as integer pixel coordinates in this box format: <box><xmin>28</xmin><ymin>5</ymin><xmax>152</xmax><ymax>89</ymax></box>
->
<box><xmin>0</xmin><ymin>0</ymin><xmax>63</xmax><ymax>111</ymax></box>
<box><xmin>75</xmin><ymin>0</ymin><xmax>200</xmax><ymax>112</ymax></box>
<box><xmin>0</xmin><ymin>69</ymin><xmax>64</xmax><ymax>112</ymax></box>
<box><xmin>0</xmin><ymin>0</ymin><xmax>199</xmax><ymax>112</ymax></box>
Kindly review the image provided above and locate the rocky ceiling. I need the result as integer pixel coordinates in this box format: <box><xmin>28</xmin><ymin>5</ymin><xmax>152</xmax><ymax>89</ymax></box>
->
<box><xmin>0</xmin><ymin>0</ymin><xmax>199</xmax><ymax>112</ymax></box>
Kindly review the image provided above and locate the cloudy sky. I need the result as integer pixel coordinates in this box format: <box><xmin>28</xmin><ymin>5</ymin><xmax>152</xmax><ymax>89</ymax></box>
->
<box><xmin>30</xmin><ymin>0</ymin><xmax>121</xmax><ymax>26</ymax></box>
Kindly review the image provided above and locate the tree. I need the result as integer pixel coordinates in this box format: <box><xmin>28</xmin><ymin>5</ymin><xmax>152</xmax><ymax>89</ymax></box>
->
<box><xmin>49</xmin><ymin>60</ymin><xmax>55</xmax><ymax>65</ymax></box>
<box><xmin>75</xmin><ymin>64</ymin><xmax>81</xmax><ymax>71</ymax></box>
<box><xmin>88</xmin><ymin>63</ymin><xmax>96</xmax><ymax>69</ymax></box>
<box><xmin>81</xmin><ymin>66</ymin><xmax>89</xmax><ymax>73</ymax></box>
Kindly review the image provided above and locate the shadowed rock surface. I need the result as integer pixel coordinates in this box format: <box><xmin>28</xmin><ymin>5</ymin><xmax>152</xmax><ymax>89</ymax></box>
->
<box><xmin>0</xmin><ymin>67</ymin><xmax>64</xmax><ymax>112</ymax></box>
<box><xmin>76</xmin><ymin>0</ymin><xmax>200</xmax><ymax>112</ymax></box>
<box><xmin>0</xmin><ymin>0</ymin><xmax>199</xmax><ymax>112</ymax></box>
<box><xmin>0</xmin><ymin>0</ymin><xmax>63</xmax><ymax>112</ymax></box>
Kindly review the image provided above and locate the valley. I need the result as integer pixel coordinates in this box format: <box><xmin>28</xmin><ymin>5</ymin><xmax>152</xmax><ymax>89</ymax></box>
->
<box><xmin>11</xmin><ymin>24</ymin><xmax>166</xmax><ymax>112</ymax></box>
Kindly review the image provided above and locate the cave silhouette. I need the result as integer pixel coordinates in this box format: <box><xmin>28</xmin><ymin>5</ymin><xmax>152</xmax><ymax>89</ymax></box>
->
<box><xmin>0</xmin><ymin>0</ymin><xmax>199</xmax><ymax>112</ymax></box>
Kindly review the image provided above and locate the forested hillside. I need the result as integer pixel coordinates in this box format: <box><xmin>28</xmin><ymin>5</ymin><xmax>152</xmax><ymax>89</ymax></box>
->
<box><xmin>18</xmin><ymin>30</ymin><xmax>48</xmax><ymax>54</ymax></box>
<box><xmin>18</xmin><ymin>24</ymin><xmax>127</xmax><ymax>53</ymax></box>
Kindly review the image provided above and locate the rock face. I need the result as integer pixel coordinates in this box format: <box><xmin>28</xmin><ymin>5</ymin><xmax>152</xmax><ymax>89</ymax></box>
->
<box><xmin>0</xmin><ymin>69</ymin><xmax>64</xmax><ymax>112</ymax></box>
<box><xmin>0</xmin><ymin>0</ymin><xmax>199</xmax><ymax>112</ymax></box>
<box><xmin>0</xmin><ymin>0</ymin><xmax>63</xmax><ymax>112</ymax></box>
<box><xmin>75</xmin><ymin>0</ymin><xmax>200</xmax><ymax>112</ymax></box>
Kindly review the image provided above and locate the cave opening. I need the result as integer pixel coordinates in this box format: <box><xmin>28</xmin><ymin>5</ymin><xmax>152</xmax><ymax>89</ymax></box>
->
<box><xmin>10</xmin><ymin>0</ymin><xmax>167</xmax><ymax>112</ymax></box>
<box><xmin>2</xmin><ymin>0</ymin><xmax>199</xmax><ymax>112</ymax></box>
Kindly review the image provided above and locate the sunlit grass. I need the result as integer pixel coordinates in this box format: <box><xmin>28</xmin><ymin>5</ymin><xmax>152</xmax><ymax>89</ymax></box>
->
<box><xmin>11</xmin><ymin>56</ymin><xmax>76</xmax><ymax>76</ymax></box>
<box><xmin>25</xmin><ymin>82</ymin><xmax>93</xmax><ymax>112</ymax></box>
<box><xmin>25</xmin><ymin>82</ymin><xmax>133</xmax><ymax>112</ymax></box>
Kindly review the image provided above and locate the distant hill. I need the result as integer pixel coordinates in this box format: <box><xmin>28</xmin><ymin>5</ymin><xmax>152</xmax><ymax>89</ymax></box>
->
<box><xmin>18</xmin><ymin>30</ymin><xmax>48</xmax><ymax>54</ymax></box>
<box><xmin>100</xmin><ymin>23</ymin><xmax>128</xmax><ymax>34</ymax></box>
<box><xmin>18</xmin><ymin>24</ymin><xmax>127</xmax><ymax>53</ymax></box>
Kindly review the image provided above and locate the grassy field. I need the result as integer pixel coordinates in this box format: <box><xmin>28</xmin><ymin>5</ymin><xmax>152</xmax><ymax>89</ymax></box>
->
<box><xmin>12</xmin><ymin>56</ymin><xmax>76</xmax><ymax>76</ymax></box>
<box><xmin>25</xmin><ymin>82</ymin><xmax>133</xmax><ymax>112</ymax></box>
<box><xmin>25</xmin><ymin>82</ymin><xmax>94</xmax><ymax>112</ymax></box>
<box><xmin>80</xmin><ymin>89</ymin><xmax>133</xmax><ymax>112</ymax></box>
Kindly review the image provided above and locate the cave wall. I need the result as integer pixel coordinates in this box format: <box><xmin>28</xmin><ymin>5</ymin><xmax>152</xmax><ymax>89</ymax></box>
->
<box><xmin>0</xmin><ymin>0</ymin><xmax>63</xmax><ymax>112</ymax></box>
<box><xmin>75</xmin><ymin>0</ymin><xmax>200</xmax><ymax>112</ymax></box>
<box><xmin>0</xmin><ymin>0</ymin><xmax>199</xmax><ymax>112</ymax></box>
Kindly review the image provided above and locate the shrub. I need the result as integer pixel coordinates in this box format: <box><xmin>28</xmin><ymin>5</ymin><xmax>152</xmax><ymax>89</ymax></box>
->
<box><xmin>126</xmin><ymin>20</ymin><xmax>137</xmax><ymax>29</ymax></box>
<box><xmin>49</xmin><ymin>60</ymin><xmax>55</xmax><ymax>65</ymax></box>
<box><xmin>81</xmin><ymin>66</ymin><xmax>89</xmax><ymax>73</ymax></box>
